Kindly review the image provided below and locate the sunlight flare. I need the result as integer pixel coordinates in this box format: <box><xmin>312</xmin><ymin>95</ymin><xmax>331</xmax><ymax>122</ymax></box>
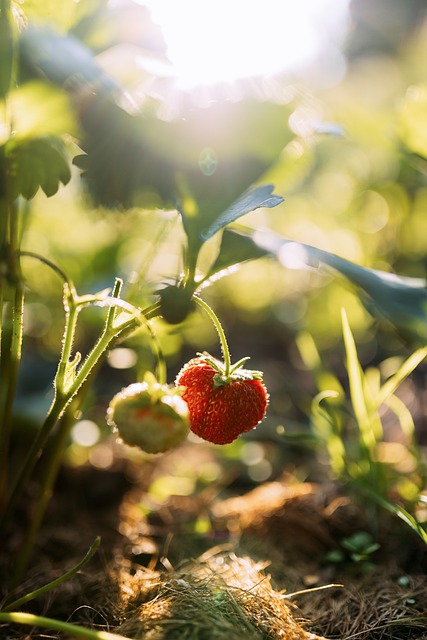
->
<box><xmin>142</xmin><ymin>0</ymin><xmax>349</xmax><ymax>88</ymax></box>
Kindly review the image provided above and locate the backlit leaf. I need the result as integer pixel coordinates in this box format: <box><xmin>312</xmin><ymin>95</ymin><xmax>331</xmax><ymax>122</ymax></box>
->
<box><xmin>200</xmin><ymin>184</ymin><xmax>284</xmax><ymax>241</ymax></box>
<box><xmin>253</xmin><ymin>229</ymin><xmax>427</xmax><ymax>345</ymax></box>
<box><xmin>204</xmin><ymin>228</ymin><xmax>269</xmax><ymax>282</ymax></box>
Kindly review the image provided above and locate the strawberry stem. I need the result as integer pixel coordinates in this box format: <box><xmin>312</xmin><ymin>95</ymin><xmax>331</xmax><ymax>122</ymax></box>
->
<box><xmin>193</xmin><ymin>296</ymin><xmax>232</xmax><ymax>377</ymax></box>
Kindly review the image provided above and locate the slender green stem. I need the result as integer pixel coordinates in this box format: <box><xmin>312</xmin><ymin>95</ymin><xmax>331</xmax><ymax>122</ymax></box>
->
<box><xmin>184</xmin><ymin>247</ymin><xmax>198</xmax><ymax>289</ymax></box>
<box><xmin>12</xmin><ymin>403</ymin><xmax>79</xmax><ymax>585</ymax></box>
<box><xmin>55</xmin><ymin>284</ymin><xmax>81</xmax><ymax>396</ymax></box>
<box><xmin>4</xmin><ymin>537</ymin><xmax>100</xmax><ymax>611</ymax></box>
<box><xmin>19</xmin><ymin>251</ymin><xmax>70</xmax><ymax>284</ymax></box>
<box><xmin>0</xmin><ymin>282</ymin><xmax>23</xmax><ymax>455</ymax></box>
<box><xmin>0</xmin><ymin>0</ymin><xmax>16</xmax><ymax>452</ymax></box>
<box><xmin>193</xmin><ymin>296</ymin><xmax>231</xmax><ymax>376</ymax></box>
<box><xmin>0</xmin><ymin>201</ymin><xmax>23</xmax><ymax>514</ymax></box>
<box><xmin>106</xmin><ymin>278</ymin><xmax>123</xmax><ymax>328</ymax></box>
<box><xmin>0</xmin><ymin>397</ymin><xmax>63</xmax><ymax>530</ymax></box>
<box><xmin>0</xmin><ymin>612</ymin><xmax>129</xmax><ymax>640</ymax></box>
<box><xmin>139</xmin><ymin>300</ymin><xmax>162</xmax><ymax>321</ymax></box>
<box><xmin>145</xmin><ymin>321</ymin><xmax>167</xmax><ymax>385</ymax></box>
<box><xmin>62</xmin><ymin>317</ymin><xmax>133</xmax><ymax>402</ymax></box>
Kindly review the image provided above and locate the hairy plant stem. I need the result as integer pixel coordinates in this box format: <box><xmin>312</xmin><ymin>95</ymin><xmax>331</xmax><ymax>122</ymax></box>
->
<box><xmin>12</xmin><ymin>279</ymin><xmax>128</xmax><ymax>581</ymax></box>
<box><xmin>0</xmin><ymin>11</ymin><xmax>18</xmax><ymax>506</ymax></box>
<box><xmin>193</xmin><ymin>296</ymin><xmax>231</xmax><ymax>376</ymax></box>
<box><xmin>1</xmin><ymin>282</ymin><xmax>162</xmax><ymax>538</ymax></box>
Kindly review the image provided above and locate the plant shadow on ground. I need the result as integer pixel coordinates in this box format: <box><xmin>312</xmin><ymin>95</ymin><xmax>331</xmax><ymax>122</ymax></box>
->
<box><xmin>2</xmin><ymin>437</ymin><xmax>426</xmax><ymax>640</ymax></box>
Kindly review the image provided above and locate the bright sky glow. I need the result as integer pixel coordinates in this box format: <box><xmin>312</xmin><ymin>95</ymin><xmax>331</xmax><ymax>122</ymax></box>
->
<box><xmin>142</xmin><ymin>0</ymin><xmax>349</xmax><ymax>89</ymax></box>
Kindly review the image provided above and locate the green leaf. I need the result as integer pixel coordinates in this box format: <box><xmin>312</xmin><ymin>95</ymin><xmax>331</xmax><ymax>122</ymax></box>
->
<box><xmin>253</xmin><ymin>230</ymin><xmax>427</xmax><ymax>345</ymax></box>
<box><xmin>375</xmin><ymin>347</ymin><xmax>427</xmax><ymax>410</ymax></box>
<box><xmin>147</xmin><ymin>98</ymin><xmax>293</xmax><ymax>238</ymax></box>
<box><xmin>366</xmin><ymin>491</ymin><xmax>427</xmax><ymax>545</ymax></box>
<box><xmin>6</xmin><ymin>136</ymin><xmax>71</xmax><ymax>200</ymax></box>
<box><xmin>19</xmin><ymin>27</ymin><xmax>118</xmax><ymax>99</ymax></box>
<box><xmin>311</xmin><ymin>390</ymin><xmax>346</xmax><ymax>475</ymax></box>
<box><xmin>342</xmin><ymin>308</ymin><xmax>376</xmax><ymax>450</ymax></box>
<box><xmin>73</xmin><ymin>100</ymin><xmax>176</xmax><ymax>209</ymax></box>
<box><xmin>200</xmin><ymin>184</ymin><xmax>283</xmax><ymax>241</ymax></box>
<box><xmin>204</xmin><ymin>228</ymin><xmax>270</xmax><ymax>282</ymax></box>
<box><xmin>383</xmin><ymin>394</ymin><xmax>416</xmax><ymax>440</ymax></box>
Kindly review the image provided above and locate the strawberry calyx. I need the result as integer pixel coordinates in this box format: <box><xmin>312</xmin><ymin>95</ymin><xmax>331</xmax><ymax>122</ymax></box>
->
<box><xmin>140</xmin><ymin>370</ymin><xmax>185</xmax><ymax>400</ymax></box>
<box><xmin>196</xmin><ymin>351</ymin><xmax>264</xmax><ymax>389</ymax></box>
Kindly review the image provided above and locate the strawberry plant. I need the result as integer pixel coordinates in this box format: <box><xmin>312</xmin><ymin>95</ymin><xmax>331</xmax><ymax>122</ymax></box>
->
<box><xmin>0</xmin><ymin>0</ymin><xmax>288</xmax><ymax>597</ymax></box>
<box><xmin>1</xmin><ymin>2</ymin><xmax>427</xmax><ymax>639</ymax></box>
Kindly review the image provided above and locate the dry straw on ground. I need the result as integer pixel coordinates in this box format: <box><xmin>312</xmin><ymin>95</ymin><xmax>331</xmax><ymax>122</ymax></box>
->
<box><xmin>115</xmin><ymin>551</ymin><xmax>326</xmax><ymax>640</ymax></box>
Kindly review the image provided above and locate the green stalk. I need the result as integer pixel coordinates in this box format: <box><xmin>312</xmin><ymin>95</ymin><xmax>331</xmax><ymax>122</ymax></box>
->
<box><xmin>150</xmin><ymin>323</ymin><xmax>167</xmax><ymax>385</ymax></box>
<box><xmin>0</xmin><ymin>0</ymin><xmax>17</xmax><ymax>508</ymax></box>
<box><xmin>0</xmin><ymin>398</ymin><xmax>64</xmax><ymax>530</ymax></box>
<box><xmin>0</xmin><ymin>612</ymin><xmax>129</xmax><ymax>640</ymax></box>
<box><xmin>4</xmin><ymin>537</ymin><xmax>100</xmax><ymax>611</ymax></box>
<box><xmin>0</xmin><ymin>279</ymin><xmax>80</xmax><ymax>527</ymax></box>
<box><xmin>1</xmin><ymin>290</ymin><xmax>162</xmax><ymax>532</ymax></box>
<box><xmin>193</xmin><ymin>296</ymin><xmax>231</xmax><ymax>376</ymax></box>
<box><xmin>0</xmin><ymin>202</ymin><xmax>24</xmax><ymax>513</ymax></box>
<box><xmin>12</xmin><ymin>403</ymin><xmax>79</xmax><ymax>585</ymax></box>
<box><xmin>0</xmin><ymin>282</ymin><xmax>24</xmax><ymax>434</ymax></box>
<box><xmin>55</xmin><ymin>284</ymin><xmax>82</xmax><ymax>396</ymax></box>
<box><xmin>19</xmin><ymin>251</ymin><xmax>70</xmax><ymax>283</ymax></box>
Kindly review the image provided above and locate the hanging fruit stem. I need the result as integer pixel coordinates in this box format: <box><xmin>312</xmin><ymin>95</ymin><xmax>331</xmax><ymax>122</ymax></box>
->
<box><xmin>193</xmin><ymin>296</ymin><xmax>232</xmax><ymax>377</ymax></box>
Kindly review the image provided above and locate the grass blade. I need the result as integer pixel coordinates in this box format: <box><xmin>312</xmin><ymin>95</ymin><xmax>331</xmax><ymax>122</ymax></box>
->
<box><xmin>375</xmin><ymin>347</ymin><xmax>427</xmax><ymax>410</ymax></box>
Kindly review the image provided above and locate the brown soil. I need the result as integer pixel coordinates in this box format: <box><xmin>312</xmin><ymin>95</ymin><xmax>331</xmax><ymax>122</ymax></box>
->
<box><xmin>1</xmin><ymin>439</ymin><xmax>427</xmax><ymax>639</ymax></box>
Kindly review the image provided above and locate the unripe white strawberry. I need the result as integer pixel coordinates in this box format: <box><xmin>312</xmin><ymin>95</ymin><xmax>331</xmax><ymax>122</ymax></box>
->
<box><xmin>107</xmin><ymin>373</ymin><xmax>189</xmax><ymax>454</ymax></box>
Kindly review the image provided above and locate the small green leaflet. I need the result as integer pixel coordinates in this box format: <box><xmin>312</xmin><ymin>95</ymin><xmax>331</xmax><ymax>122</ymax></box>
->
<box><xmin>5</xmin><ymin>136</ymin><xmax>71</xmax><ymax>200</ymax></box>
<box><xmin>199</xmin><ymin>184</ymin><xmax>284</xmax><ymax>241</ymax></box>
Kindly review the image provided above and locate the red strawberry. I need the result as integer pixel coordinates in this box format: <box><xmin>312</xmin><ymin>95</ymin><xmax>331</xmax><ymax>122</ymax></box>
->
<box><xmin>176</xmin><ymin>354</ymin><xmax>268</xmax><ymax>444</ymax></box>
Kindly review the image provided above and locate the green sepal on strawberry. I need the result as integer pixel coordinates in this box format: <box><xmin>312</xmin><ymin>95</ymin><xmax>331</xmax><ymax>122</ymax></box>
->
<box><xmin>176</xmin><ymin>353</ymin><xmax>268</xmax><ymax>445</ymax></box>
<box><xmin>107</xmin><ymin>372</ymin><xmax>189</xmax><ymax>454</ymax></box>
